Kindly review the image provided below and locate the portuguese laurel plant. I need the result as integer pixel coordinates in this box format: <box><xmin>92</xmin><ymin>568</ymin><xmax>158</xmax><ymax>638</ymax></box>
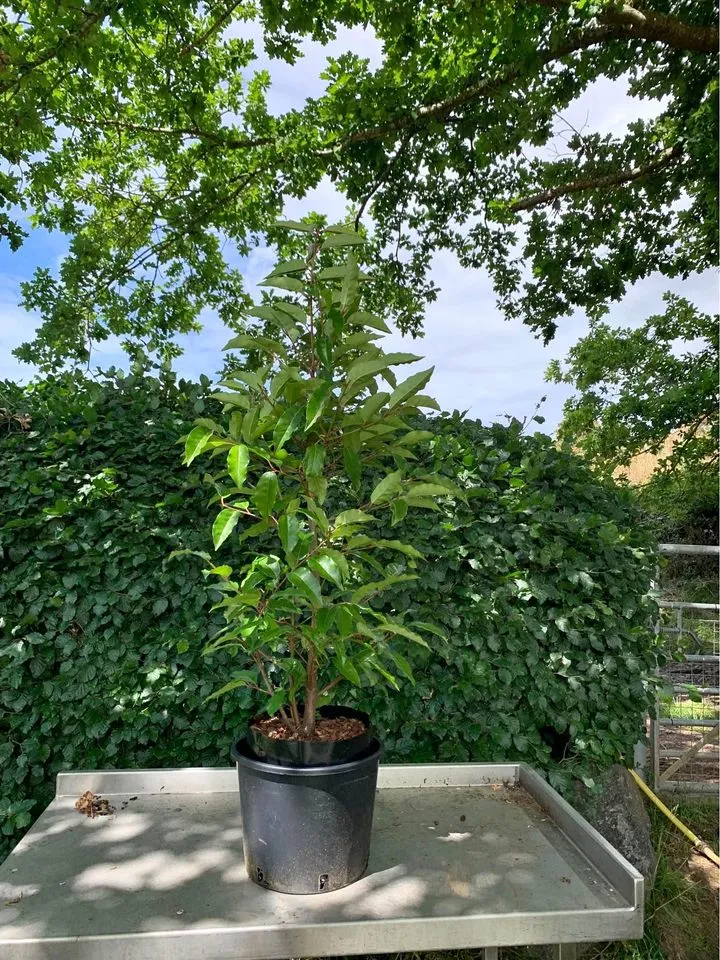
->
<box><xmin>181</xmin><ymin>223</ymin><xmax>454</xmax><ymax>737</ymax></box>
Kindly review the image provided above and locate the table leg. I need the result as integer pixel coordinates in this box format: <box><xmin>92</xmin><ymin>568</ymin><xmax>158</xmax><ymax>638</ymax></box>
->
<box><xmin>484</xmin><ymin>949</ymin><xmax>499</xmax><ymax>960</ymax></box>
<box><xmin>553</xmin><ymin>945</ymin><xmax>578</xmax><ymax>960</ymax></box>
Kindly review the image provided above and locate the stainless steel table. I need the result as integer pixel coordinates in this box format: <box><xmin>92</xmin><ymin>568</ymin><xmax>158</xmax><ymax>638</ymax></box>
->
<box><xmin>0</xmin><ymin>763</ymin><xmax>643</xmax><ymax>960</ymax></box>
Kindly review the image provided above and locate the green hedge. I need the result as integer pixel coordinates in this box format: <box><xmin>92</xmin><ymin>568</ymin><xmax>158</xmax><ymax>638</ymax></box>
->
<box><xmin>0</xmin><ymin>371</ymin><xmax>660</xmax><ymax>861</ymax></box>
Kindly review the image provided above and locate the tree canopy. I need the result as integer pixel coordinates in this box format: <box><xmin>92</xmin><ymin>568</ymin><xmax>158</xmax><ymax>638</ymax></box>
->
<box><xmin>548</xmin><ymin>293</ymin><xmax>718</xmax><ymax>528</ymax></box>
<box><xmin>1</xmin><ymin>0</ymin><xmax>716</xmax><ymax>369</ymax></box>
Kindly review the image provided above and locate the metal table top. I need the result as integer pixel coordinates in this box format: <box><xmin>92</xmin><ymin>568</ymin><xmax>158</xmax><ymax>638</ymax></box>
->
<box><xmin>0</xmin><ymin>763</ymin><xmax>643</xmax><ymax>960</ymax></box>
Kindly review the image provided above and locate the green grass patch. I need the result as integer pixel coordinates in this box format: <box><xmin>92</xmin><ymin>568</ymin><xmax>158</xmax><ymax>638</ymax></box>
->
<box><xmin>660</xmin><ymin>700</ymin><xmax>718</xmax><ymax>720</ymax></box>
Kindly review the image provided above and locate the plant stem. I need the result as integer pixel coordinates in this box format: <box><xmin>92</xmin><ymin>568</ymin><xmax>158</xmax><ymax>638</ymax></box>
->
<box><xmin>302</xmin><ymin>647</ymin><xmax>317</xmax><ymax>736</ymax></box>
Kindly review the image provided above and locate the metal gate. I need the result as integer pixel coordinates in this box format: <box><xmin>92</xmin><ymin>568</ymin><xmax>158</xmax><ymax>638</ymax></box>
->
<box><xmin>650</xmin><ymin>543</ymin><xmax>719</xmax><ymax>794</ymax></box>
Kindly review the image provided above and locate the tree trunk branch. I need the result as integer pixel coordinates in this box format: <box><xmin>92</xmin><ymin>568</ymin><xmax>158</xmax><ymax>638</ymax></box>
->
<box><xmin>96</xmin><ymin>118</ymin><xmax>272</xmax><ymax>149</ymax></box>
<box><xmin>321</xmin><ymin>26</ymin><xmax>627</xmax><ymax>153</ymax></box>
<box><xmin>509</xmin><ymin>143</ymin><xmax>682</xmax><ymax>212</ymax></box>
<box><xmin>528</xmin><ymin>0</ymin><xmax>718</xmax><ymax>52</ymax></box>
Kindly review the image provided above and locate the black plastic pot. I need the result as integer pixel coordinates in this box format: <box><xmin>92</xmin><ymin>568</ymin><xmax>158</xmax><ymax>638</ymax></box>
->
<box><xmin>247</xmin><ymin>704</ymin><xmax>372</xmax><ymax>767</ymax></box>
<box><xmin>232</xmin><ymin>736</ymin><xmax>382</xmax><ymax>894</ymax></box>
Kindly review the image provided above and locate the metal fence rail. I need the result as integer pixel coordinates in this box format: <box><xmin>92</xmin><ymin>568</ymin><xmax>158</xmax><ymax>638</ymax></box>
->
<box><xmin>651</xmin><ymin>544</ymin><xmax>719</xmax><ymax>794</ymax></box>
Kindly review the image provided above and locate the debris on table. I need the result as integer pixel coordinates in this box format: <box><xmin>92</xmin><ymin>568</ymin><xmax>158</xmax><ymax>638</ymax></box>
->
<box><xmin>74</xmin><ymin>791</ymin><xmax>115</xmax><ymax>818</ymax></box>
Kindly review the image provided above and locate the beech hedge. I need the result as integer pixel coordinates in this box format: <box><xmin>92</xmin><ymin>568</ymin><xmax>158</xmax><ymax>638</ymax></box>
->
<box><xmin>0</xmin><ymin>370</ymin><xmax>660</xmax><ymax>860</ymax></box>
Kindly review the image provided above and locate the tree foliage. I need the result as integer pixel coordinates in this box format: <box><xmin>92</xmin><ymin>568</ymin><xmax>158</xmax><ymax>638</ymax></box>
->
<box><xmin>548</xmin><ymin>294</ymin><xmax>718</xmax><ymax>527</ymax></box>
<box><xmin>1</xmin><ymin>0</ymin><xmax>716</xmax><ymax>366</ymax></box>
<box><xmin>0</xmin><ymin>368</ymin><xmax>659</xmax><ymax>859</ymax></box>
<box><xmin>183</xmin><ymin>223</ymin><xmax>450</xmax><ymax>735</ymax></box>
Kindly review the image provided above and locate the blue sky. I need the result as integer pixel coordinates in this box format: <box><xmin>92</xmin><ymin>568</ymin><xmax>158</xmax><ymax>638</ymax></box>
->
<box><xmin>1</xmin><ymin>24</ymin><xmax>715</xmax><ymax>431</ymax></box>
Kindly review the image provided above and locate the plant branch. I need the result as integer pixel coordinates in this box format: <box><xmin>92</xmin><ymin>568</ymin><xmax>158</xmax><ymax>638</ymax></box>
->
<box><xmin>354</xmin><ymin>133</ymin><xmax>413</xmax><ymax>230</ymax></box>
<box><xmin>529</xmin><ymin>0</ymin><xmax>718</xmax><ymax>53</ymax></box>
<box><xmin>510</xmin><ymin>143</ymin><xmax>683</xmax><ymax>212</ymax></box>
<box><xmin>180</xmin><ymin>0</ymin><xmax>243</xmax><ymax>56</ymax></box>
<box><xmin>95</xmin><ymin>118</ymin><xmax>272</xmax><ymax>150</ymax></box>
<box><xmin>320</xmin><ymin>26</ymin><xmax>629</xmax><ymax>153</ymax></box>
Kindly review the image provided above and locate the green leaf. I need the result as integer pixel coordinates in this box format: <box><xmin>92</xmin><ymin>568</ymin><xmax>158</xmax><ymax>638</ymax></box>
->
<box><xmin>334</xmin><ymin>656</ymin><xmax>361</xmax><ymax>684</ymax></box>
<box><xmin>268</xmin><ymin>258</ymin><xmax>306</xmax><ymax>276</ymax></box>
<box><xmin>351</xmin><ymin>574</ymin><xmax>417</xmax><ymax>603</ymax></box>
<box><xmin>305</xmin><ymin>381</ymin><xmax>331</xmax><ymax>430</ymax></box>
<box><xmin>370</xmin><ymin>470</ymin><xmax>403</xmax><ymax>504</ymax></box>
<box><xmin>184</xmin><ymin>426</ymin><xmax>212</xmax><ymax>465</ymax></box>
<box><xmin>321</xmin><ymin>233</ymin><xmax>366</xmax><ymax>249</ymax></box>
<box><xmin>387</xmin><ymin>649</ymin><xmax>415</xmax><ymax>683</ymax></box>
<box><xmin>335</xmin><ymin>509</ymin><xmax>374</xmax><ymax>526</ymax></box>
<box><xmin>412</xmin><ymin>621</ymin><xmax>447</xmax><ymax>640</ymax></box>
<box><xmin>288</xmin><ymin>567</ymin><xmax>323</xmax><ymax>606</ymax></box>
<box><xmin>205</xmin><ymin>671</ymin><xmax>258</xmax><ymax>702</ymax></box>
<box><xmin>273</xmin><ymin>404</ymin><xmax>304</xmax><ymax>450</ymax></box>
<box><xmin>377</xmin><ymin>621</ymin><xmax>429</xmax><ymax>647</ymax></box>
<box><xmin>413</xmin><ymin>395</ymin><xmax>441</xmax><ymax>411</ymax></box>
<box><xmin>272</xmin><ymin>220</ymin><xmax>317</xmax><ymax>233</ymax></box>
<box><xmin>227</xmin><ymin>444</ymin><xmax>249</xmax><ymax>487</ymax></box>
<box><xmin>388</xmin><ymin>368</ymin><xmax>434</xmax><ymax>408</ymax></box>
<box><xmin>343</xmin><ymin>443</ymin><xmax>362</xmax><ymax>488</ymax></box>
<box><xmin>223</xmin><ymin>334</ymin><xmax>288</xmax><ymax>359</ymax></box>
<box><xmin>278</xmin><ymin>514</ymin><xmax>300</xmax><ymax>557</ymax></box>
<box><xmin>303</xmin><ymin>443</ymin><xmax>325</xmax><ymax>477</ymax></box>
<box><xmin>269</xmin><ymin>367</ymin><xmax>300</xmax><ymax>399</ymax></box>
<box><xmin>345</xmin><ymin>353</ymin><xmax>422</xmax><ymax>387</ymax></box>
<box><xmin>307</xmin><ymin>476</ymin><xmax>328</xmax><ymax>503</ymax></box>
<box><xmin>265</xmin><ymin>689</ymin><xmax>288</xmax><ymax>716</ymax></box>
<box><xmin>358</xmin><ymin>391</ymin><xmax>390</xmax><ymax>420</ymax></box>
<box><xmin>309</xmin><ymin>550</ymin><xmax>345</xmax><ymax>587</ymax></box>
<box><xmin>348</xmin><ymin>311</ymin><xmax>391</xmax><ymax>334</ymax></box>
<box><xmin>253</xmin><ymin>471</ymin><xmax>279</xmax><ymax>519</ymax></box>
<box><xmin>374</xmin><ymin>539</ymin><xmax>424</xmax><ymax>559</ymax></box>
<box><xmin>391</xmin><ymin>499</ymin><xmax>408</xmax><ymax>526</ymax></box>
<box><xmin>340</xmin><ymin>252</ymin><xmax>360</xmax><ymax>314</ymax></box>
<box><xmin>258</xmin><ymin>275</ymin><xmax>305</xmax><ymax>293</ymax></box>
<box><xmin>212</xmin><ymin>508</ymin><xmax>241</xmax><ymax>549</ymax></box>
<box><xmin>407</xmin><ymin>483</ymin><xmax>454</xmax><ymax>498</ymax></box>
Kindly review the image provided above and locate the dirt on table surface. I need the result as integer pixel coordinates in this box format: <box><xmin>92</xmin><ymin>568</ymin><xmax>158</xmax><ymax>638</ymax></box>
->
<box><xmin>252</xmin><ymin>715</ymin><xmax>366</xmax><ymax>742</ymax></box>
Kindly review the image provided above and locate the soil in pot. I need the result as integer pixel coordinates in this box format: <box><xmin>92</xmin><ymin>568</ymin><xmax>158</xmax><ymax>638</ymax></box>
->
<box><xmin>248</xmin><ymin>704</ymin><xmax>372</xmax><ymax>767</ymax></box>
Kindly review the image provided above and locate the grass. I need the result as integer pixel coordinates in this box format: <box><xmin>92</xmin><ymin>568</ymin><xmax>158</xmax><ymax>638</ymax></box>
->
<box><xmin>661</xmin><ymin>700</ymin><xmax>718</xmax><ymax>720</ymax></box>
<box><xmin>317</xmin><ymin>800</ymin><xmax>718</xmax><ymax>960</ymax></box>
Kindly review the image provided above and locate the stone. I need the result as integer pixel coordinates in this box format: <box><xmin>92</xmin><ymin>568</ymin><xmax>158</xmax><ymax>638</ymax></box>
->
<box><xmin>573</xmin><ymin>764</ymin><xmax>657</xmax><ymax>896</ymax></box>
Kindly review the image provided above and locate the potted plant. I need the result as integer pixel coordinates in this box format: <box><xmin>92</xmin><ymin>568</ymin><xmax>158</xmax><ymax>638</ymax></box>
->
<box><xmin>182</xmin><ymin>221</ymin><xmax>453</xmax><ymax>895</ymax></box>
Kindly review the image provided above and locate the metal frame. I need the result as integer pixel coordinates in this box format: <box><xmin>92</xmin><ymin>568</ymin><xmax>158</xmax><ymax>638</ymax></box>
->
<box><xmin>650</xmin><ymin>544</ymin><xmax>719</xmax><ymax>794</ymax></box>
<box><xmin>0</xmin><ymin>763</ymin><xmax>643</xmax><ymax>960</ymax></box>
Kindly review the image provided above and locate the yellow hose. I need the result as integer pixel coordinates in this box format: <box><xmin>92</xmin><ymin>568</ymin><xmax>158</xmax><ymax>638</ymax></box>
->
<box><xmin>629</xmin><ymin>768</ymin><xmax>720</xmax><ymax>868</ymax></box>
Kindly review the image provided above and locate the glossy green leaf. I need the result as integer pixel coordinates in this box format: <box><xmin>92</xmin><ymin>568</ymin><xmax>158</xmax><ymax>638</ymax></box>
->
<box><xmin>309</xmin><ymin>550</ymin><xmax>346</xmax><ymax>587</ymax></box>
<box><xmin>252</xmin><ymin>471</ymin><xmax>279</xmax><ymax>519</ymax></box>
<box><xmin>388</xmin><ymin>368</ymin><xmax>434</xmax><ymax>408</ymax></box>
<box><xmin>343</xmin><ymin>443</ymin><xmax>361</xmax><ymax>488</ymax></box>
<box><xmin>273</xmin><ymin>404</ymin><xmax>304</xmax><ymax>450</ymax></box>
<box><xmin>212</xmin><ymin>508</ymin><xmax>241</xmax><ymax>549</ymax></box>
<box><xmin>391</xmin><ymin>499</ymin><xmax>408</xmax><ymax>526</ymax></box>
<box><xmin>334</xmin><ymin>509</ymin><xmax>374</xmax><ymax>526</ymax></box>
<box><xmin>303</xmin><ymin>443</ymin><xmax>325</xmax><ymax>477</ymax></box>
<box><xmin>334</xmin><ymin>656</ymin><xmax>361</xmax><ymax>684</ymax></box>
<box><xmin>305</xmin><ymin>381</ymin><xmax>331</xmax><ymax>430</ymax></box>
<box><xmin>348</xmin><ymin>311</ymin><xmax>391</xmax><ymax>334</ymax></box>
<box><xmin>345</xmin><ymin>353</ymin><xmax>422</xmax><ymax>387</ymax></box>
<box><xmin>370</xmin><ymin>470</ymin><xmax>403</xmax><ymax>504</ymax></box>
<box><xmin>227</xmin><ymin>444</ymin><xmax>250</xmax><ymax>488</ymax></box>
<box><xmin>223</xmin><ymin>334</ymin><xmax>288</xmax><ymax>359</ymax></box>
<box><xmin>184</xmin><ymin>426</ymin><xmax>212</xmax><ymax>465</ymax></box>
<box><xmin>288</xmin><ymin>567</ymin><xmax>323</xmax><ymax>606</ymax></box>
<box><xmin>278</xmin><ymin>514</ymin><xmax>300</xmax><ymax>557</ymax></box>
